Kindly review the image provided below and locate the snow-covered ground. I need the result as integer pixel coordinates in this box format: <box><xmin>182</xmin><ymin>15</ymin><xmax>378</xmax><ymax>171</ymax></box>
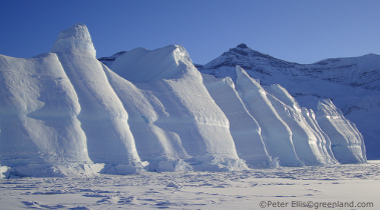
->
<box><xmin>1</xmin><ymin>160</ymin><xmax>379</xmax><ymax>209</ymax></box>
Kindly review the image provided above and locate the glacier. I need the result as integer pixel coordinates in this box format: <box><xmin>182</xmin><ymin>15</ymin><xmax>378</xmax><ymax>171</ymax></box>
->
<box><xmin>0</xmin><ymin>24</ymin><xmax>367</xmax><ymax>177</ymax></box>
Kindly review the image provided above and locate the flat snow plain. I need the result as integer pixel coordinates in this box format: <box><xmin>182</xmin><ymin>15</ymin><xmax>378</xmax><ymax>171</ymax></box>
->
<box><xmin>1</xmin><ymin>161</ymin><xmax>379</xmax><ymax>209</ymax></box>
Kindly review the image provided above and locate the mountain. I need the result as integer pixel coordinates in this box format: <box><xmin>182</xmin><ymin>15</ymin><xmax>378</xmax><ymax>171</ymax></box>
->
<box><xmin>199</xmin><ymin>43</ymin><xmax>380</xmax><ymax>90</ymax></box>
<box><xmin>0</xmin><ymin>24</ymin><xmax>366</xmax><ymax>178</ymax></box>
<box><xmin>197</xmin><ymin>44</ymin><xmax>380</xmax><ymax>160</ymax></box>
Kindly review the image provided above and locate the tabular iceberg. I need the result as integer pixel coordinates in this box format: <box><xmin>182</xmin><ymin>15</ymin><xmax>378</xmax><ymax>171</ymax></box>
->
<box><xmin>0</xmin><ymin>24</ymin><xmax>367</xmax><ymax>178</ymax></box>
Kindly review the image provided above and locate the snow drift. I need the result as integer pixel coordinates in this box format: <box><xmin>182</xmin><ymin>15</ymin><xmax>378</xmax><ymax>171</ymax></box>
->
<box><xmin>0</xmin><ymin>24</ymin><xmax>367</xmax><ymax>177</ymax></box>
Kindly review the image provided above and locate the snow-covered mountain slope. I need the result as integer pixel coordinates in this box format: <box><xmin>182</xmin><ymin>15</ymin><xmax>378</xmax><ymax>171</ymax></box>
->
<box><xmin>0</xmin><ymin>24</ymin><xmax>367</xmax><ymax>177</ymax></box>
<box><xmin>198</xmin><ymin>44</ymin><xmax>380</xmax><ymax>160</ymax></box>
<box><xmin>199</xmin><ymin>43</ymin><xmax>380</xmax><ymax>90</ymax></box>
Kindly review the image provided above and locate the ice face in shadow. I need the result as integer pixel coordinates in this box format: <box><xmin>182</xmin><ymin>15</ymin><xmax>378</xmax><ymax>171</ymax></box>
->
<box><xmin>316</xmin><ymin>99</ymin><xmax>366</xmax><ymax>163</ymax></box>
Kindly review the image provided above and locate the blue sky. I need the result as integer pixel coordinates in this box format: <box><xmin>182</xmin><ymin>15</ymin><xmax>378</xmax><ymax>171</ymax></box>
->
<box><xmin>1</xmin><ymin>0</ymin><xmax>379</xmax><ymax>64</ymax></box>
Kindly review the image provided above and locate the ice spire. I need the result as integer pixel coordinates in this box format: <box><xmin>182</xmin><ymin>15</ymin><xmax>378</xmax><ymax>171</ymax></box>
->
<box><xmin>51</xmin><ymin>23</ymin><xmax>96</xmax><ymax>57</ymax></box>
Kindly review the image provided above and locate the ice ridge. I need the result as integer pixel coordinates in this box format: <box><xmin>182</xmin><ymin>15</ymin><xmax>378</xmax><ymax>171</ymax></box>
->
<box><xmin>0</xmin><ymin>24</ymin><xmax>367</xmax><ymax>178</ymax></box>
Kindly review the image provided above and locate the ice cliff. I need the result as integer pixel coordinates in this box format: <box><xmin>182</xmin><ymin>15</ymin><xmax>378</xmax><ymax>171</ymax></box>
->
<box><xmin>199</xmin><ymin>44</ymin><xmax>380</xmax><ymax>160</ymax></box>
<box><xmin>0</xmin><ymin>24</ymin><xmax>366</xmax><ymax>177</ymax></box>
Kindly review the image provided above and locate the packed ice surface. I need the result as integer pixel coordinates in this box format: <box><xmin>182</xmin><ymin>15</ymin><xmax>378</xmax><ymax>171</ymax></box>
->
<box><xmin>1</xmin><ymin>161</ymin><xmax>379</xmax><ymax>209</ymax></box>
<box><xmin>0</xmin><ymin>24</ymin><xmax>367</xmax><ymax>177</ymax></box>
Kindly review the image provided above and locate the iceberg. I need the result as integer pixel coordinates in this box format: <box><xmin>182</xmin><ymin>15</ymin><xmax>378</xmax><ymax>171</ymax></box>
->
<box><xmin>265</xmin><ymin>84</ymin><xmax>337</xmax><ymax>165</ymax></box>
<box><xmin>199</xmin><ymin>43</ymin><xmax>379</xmax><ymax>160</ymax></box>
<box><xmin>0</xmin><ymin>24</ymin><xmax>367</xmax><ymax>177</ymax></box>
<box><xmin>316</xmin><ymin>99</ymin><xmax>366</xmax><ymax>163</ymax></box>
<box><xmin>108</xmin><ymin>44</ymin><xmax>247</xmax><ymax>172</ymax></box>
<box><xmin>51</xmin><ymin>23</ymin><xmax>96</xmax><ymax>57</ymax></box>
<box><xmin>235</xmin><ymin>66</ymin><xmax>304</xmax><ymax>166</ymax></box>
<box><xmin>0</xmin><ymin>51</ymin><xmax>94</xmax><ymax>177</ymax></box>
<box><xmin>202</xmin><ymin>74</ymin><xmax>272</xmax><ymax>168</ymax></box>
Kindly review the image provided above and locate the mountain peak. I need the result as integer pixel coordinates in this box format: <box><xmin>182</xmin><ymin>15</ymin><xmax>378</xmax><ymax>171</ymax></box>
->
<box><xmin>202</xmin><ymin>43</ymin><xmax>290</xmax><ymax>72</ymax></box>
<box><xmin>51</xmin><ymin>23</ymin><xmax>96</xmax><ymax>57</ymax></box>
<box><xmin>236</xmin><ymin>43</ymin><xmax>249</xmax><ymax>49</ymax></box>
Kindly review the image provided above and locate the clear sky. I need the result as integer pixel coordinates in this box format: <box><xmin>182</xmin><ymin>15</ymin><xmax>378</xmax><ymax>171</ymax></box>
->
<box><xmin>1</xmin><ymin>0</ymin><xmax>379</xmax><ymax>64</ymax></box>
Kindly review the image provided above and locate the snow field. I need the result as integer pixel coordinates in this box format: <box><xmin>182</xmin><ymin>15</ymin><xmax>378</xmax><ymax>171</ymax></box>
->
<box><xmin>0</xmin><ymin>161</ymin><xmax>379</xmax><ymax>209</ymax></box>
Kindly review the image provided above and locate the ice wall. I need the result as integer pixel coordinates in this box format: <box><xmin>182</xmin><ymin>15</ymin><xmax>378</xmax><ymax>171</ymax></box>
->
<box><xmin>265</xmin><ymin>84</ymin><xmax>337</xmax><ymax>165</ymax></box>
<box><xmin>102</xmin><ymin>67</ymin><xmax>192</xmax><ymax>172</ymax></box>
<box><xmin>109</xmin><ymin>45</ymin><xmax>247</xmax><ymax>171</ymax></box>
<box><xmin>202</xmin><ymin>74</ymin><xmax>272</xmax><ymax>168</ymax></box>
<box><xmin>234</xmin><ymin>66</ymin><xmax>304</xmax><ymax>166</ymax></box>
<box><xmin>316</xmin><ymin>99</ymin><xmax>366</xmax><ymax>163</ymax></box>
<box><xmin>0</xmin><ymin>23</ymin><xmax>144</xmax><ymax>176</ymax></box>
<box><xmin>51</xmin><ymin>24</ymin><xmax>144</xmax><ymax>174</ymax></box>
<box><xmin>0</xmin><ymin>51</ymin><xmax>93</xmax><ymax>169</ymax></box>
<box><xmin>0</xmin><ymin>24</ymin><xmax>367</xmax><ymax>177</ymax></box>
